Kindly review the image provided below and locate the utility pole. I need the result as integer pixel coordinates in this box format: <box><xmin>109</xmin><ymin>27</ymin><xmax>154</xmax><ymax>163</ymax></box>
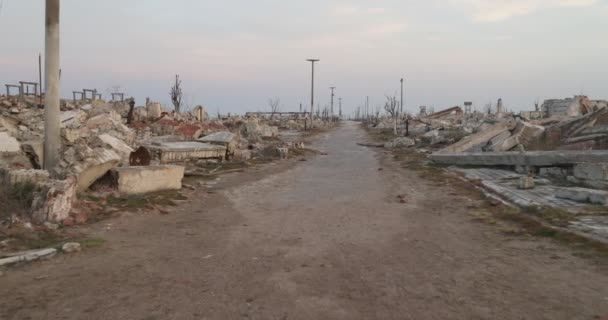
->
<box><xmin>306</xmin><ymin>59</ymin><xmax>319</xmax><ymax>124</ymax></box>
<box><xmin>329</xmin><ymin>87</ymin><xmax>335</xmax><ymax>118</ymax></box>
<box><xmin>339</xmin><ymin>98</ymin><xmax>342</xmax><ymax>118</ymax></box>
<box><xmin>44</xmin><ymin>0</ymin><xmax>61</xmax><ymax>172</ymax></box>
<box><xmin>400</xmin><ymin>78</ymin><xmax>404</xmax><ymax>116</ymax></box>
<box><xmin>366</xmin><ymin>96</ymin><xmax>369</xmax><ymax>121</ymax></box>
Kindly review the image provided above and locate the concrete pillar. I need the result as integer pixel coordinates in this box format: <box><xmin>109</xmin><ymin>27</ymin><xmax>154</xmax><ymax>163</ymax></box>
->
<box><xmin>43</xmin><ymin>0</ymin><xmax>61</xmax><ymax>173</ymax></box>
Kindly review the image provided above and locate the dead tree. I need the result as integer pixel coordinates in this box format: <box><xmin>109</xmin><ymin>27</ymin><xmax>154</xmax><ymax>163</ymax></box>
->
<box><xmin>268</xmin><ymin>97</ymin><xmax>281</xmax><ymax>116</ymax></box>
<box><xmin>384</xmin><ymin>95</ymin><xmax>398</xmax><ymax>134</ymax></box>
<box><xmin>170</xmin><ymin>75</ymin><xmax>183</xmax><ymax>113</ymax></box>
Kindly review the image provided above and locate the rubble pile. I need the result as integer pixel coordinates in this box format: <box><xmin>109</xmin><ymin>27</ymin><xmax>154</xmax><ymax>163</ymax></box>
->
<box><xmin>0</xmin><ymin>95</ymin><xmax>313</xmax><ymax>226</ymax></box>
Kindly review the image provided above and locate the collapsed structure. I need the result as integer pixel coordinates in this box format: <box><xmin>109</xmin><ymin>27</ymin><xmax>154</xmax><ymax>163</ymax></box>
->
<box><xmin>372</xmin><ymin>95</ymin><xmax>608</xmax><ymax>239</ymax></box>
<box><xmin>0</xmin><ymin>93</ymin><xmax>320</xmax><ymax>226</ymax></box>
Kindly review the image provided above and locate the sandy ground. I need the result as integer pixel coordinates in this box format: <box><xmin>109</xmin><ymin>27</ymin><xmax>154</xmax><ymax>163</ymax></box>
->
<box><xmin>1</xmin><ymin>121</ymin><xmax>608</xmax><ymax>320</ymax></box>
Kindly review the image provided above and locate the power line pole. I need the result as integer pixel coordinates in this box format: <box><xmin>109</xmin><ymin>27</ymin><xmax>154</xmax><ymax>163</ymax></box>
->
<box><xmin>44</xmin><ymin>0</ymin><xmax>61</xmax><ymax>172</ymax></box>
<box><xmin>400</xmin><ymin>78</ymin><xmax>404</xmax><ymax>116</ymax></box>
<box><xmin>338</xmin><ymin>97</ymin><xmax>342</xmax><ymax>118</ymax></box>
<box><xmin>329</xmin><ymin>87</ymin><xmax>335</xmax><ymax>118</ymax></box>
<box><xmin>306</xmin><ymin>59</ymin><xmax>319</xmax><ymax>124</ymax></box>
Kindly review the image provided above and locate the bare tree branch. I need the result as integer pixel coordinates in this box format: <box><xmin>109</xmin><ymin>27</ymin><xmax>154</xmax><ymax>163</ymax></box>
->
<box><xmin>170</xmin><ymin>75</ymin><xmax>183</xmax><ymax>113</ymax></box>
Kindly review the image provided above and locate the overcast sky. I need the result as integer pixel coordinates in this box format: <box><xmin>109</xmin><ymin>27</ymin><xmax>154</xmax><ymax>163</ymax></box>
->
<box><xmin>1</xmin><ymin>0</ymin><xmax>607</xmax><ymax>115</ymax></box>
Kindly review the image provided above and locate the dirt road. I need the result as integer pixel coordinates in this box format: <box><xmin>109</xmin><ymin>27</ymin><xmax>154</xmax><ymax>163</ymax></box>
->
<box><xmin>2</xmin><ymin>122</ymin><xmax>608</xmax><ymax>320</ymax></box>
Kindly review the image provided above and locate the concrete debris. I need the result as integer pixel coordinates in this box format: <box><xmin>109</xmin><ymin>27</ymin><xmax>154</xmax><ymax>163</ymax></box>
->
<box><xmin>0</xmin><ymin>132</ymin><xmax>21</xmax><ymax>153</ymax></box>
<box><xmin>0</xmin><ymin>93</ymin><xmax>329</xmax><ymax>225</ymax></box>
<box><xmin>0</xmin><ymin>248</ymin><xmax>57</xmax><ymax>267</ymax></box>
<box><xmin>148</xmin><ymin>142</ymin><xmax>226</xmax><ymax>163</ymax></box>
<box><xmin>115</xmin><ymin>165</ymin><xmax>184</xmax><ymax>195</ymax></box>
<box><xmin>198</xmin><ymin>131</ymin><xmax>238</xmax><ymax>157</ymax></box>
<box><xmin>384</xmin><ymin>137</ymin><xmax>415</xmax><ymax>149</ymax></box>
<box><xmin>61</xmin><ymin>242</ymin><xmax>82</xmax><ymax>253</ymax></box>
<box><xmin>277</xmin><ymin>147</ymin><xmax>289</xmax><ymax>159</ymax></box>
<box><xmin>32</xmin><ymin>177</ymin><xmax>77</xmax><ymax>223</ymax></box>
<box><xmin>71</xmin><ymin>148</ymin><xmax>122</xmax><ymax>192</ymax></box>
<box><xmin>2</xmin><ymin>169</ymin><xmax>49</xmax><ymax>186</ymax></box>
<box><xmin>556</xmin><ymin>187</ymin><xmax>608</xmax><ymax>205</ymax></box>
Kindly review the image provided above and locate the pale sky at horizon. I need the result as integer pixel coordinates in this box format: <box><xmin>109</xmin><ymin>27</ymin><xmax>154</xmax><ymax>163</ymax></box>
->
<box><xmin>1</xmin><ymin>0</ymin><xmax>607</xmax><ymax>115</ymax></box>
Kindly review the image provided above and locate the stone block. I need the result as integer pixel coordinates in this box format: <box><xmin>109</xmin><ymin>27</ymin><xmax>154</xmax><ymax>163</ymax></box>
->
<box><xmin>32</xmin><ymin>178</ymin><xmax>77</xmax><ymax>223</ymax></box>
<box><xmin>115</xmin><ymin>165</ymin><xmax>184</xmax><ymax>195</ymax></box>
<box><xmin>3</xmin><ymin>169</ymin><xmax>49</xmax><ymax>186</ymax></box>
<box><xmin>72</xmin><ymin>148</ymin><xmax>122</xmax><ymax>192</ymax></box>
<box><xmin>97</xmin><ymin>133</ymin><xmax>134</xmax><ymax>161</ymax></box>
<box><xmin>148</xmin><ymin>142</ymin><xmax>226</xmax><ymax>163</ymax></box>
<box><xmin>0</xmin><ymin>132</ymin><xmax>20</xmax><ymax>153</ymax></box>
<box><xmin>573</xmin><ymin>163</ymin><xmax>608</xmax><ymax>181</ymax></box>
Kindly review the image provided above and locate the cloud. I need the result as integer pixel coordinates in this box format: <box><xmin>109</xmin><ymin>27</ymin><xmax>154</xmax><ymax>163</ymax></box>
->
<box><xmin>451</xmin><ymin>0</ymin><xmax>599</xmax><ymax>22</ymax></box>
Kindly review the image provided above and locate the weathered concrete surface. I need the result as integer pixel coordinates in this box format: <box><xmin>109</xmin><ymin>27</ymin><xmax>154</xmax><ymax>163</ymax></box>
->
<box><xmin>451</xmin><ymin>167</ymin><xmax>585</xmax><ymax>211</ymax></box>
<box><xmin>384</xmin><ymin>137</ymin><xmax>415</xmax><ymax>148</ymax></box>
<box><xmin>431</xmin><ymin>150</ymin><xmax>608</xmax><ymax>167</ymax></box>
<box><xmin>2</xmin><ymin>122</ymin><xmax>608</xmax><ymax>320</ymax></box>
<box><xmin>438</xmin><ymin>122</ymin><xmax>510</xmax><ymax>153</ymax></box>
<box><xmin>0</xmin><ymin>132</ymin><xmax>20</xmax><ymax>153</ymax></box>
<box><xmin>0</xmin><ymin>249</ymin><xmax>57</xmax><ymax>267</ymax></box>
<box><xmin>32</xmin><ymin>177</ymin><xmax>77</xmax><ymax>223</ymax></box>
<box><xmin>115</xmin><ymin>165</ymin><xmax>184</xmax><ymax>195</ymax></box>
<box><xmin>574</xmin><ymin>163</ymin><xmax>608</xmax><ymax>181</ymax></box>
<box><xmin>556</xmin><ymin>187</ymin><xmax>608</xmax><ymax>205</ymax></box>
<box><xmin>198</xmin><ymin>131</ymin><xmax>237</xmax><ymax>154</ymax></box>
<box><xmin>2</xmin><ymin>169</ymin><xmax>49</xmax><ymax>185</ymax></box>
<box><xmin>97</xmin><ymin>134</ymin><xmax>134</xmax><ymax>157</ymax></box>
<box><xmin>149</xmin><ymin>142</ymin><xmax>226</xmax><ymax>163</ymax></box>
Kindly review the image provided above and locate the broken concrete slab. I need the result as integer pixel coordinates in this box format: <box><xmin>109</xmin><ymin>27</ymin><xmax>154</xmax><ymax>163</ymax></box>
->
<box><xmin>0</xmin><ymin>132</ymin><xmax>21</xmax><ymax>153</ymax></box>
<box><xmin>2</xmin><ymin>169</ymin><xmax>49</xmax><ymax>186</ymax></box>
<box><xmin>451</xmin><ymin>167</ymin><xmax>585</xmax><ymax>211</ymax></box>
<box><xmin>430</xmin><ymin>150</ymin><xmax>608</xmax><ymax>167</ymax></box>
<box><xmin>198</xmin><ymin>131</ymin><xmax>236</xmax><ymax>146</ymax></box>
<box><xmin>32</xmin><ymin>178</ymin><xmax>78</xmax><ymax>223</ymax></box>
<box><xmin>71</xmin><ymin>148</ymin><xmax>122</xmax><ymax>192</ymax></box>
<box><xmin>437</xmin><ymin>122</ymin><xmax>510</xmax><ymax>153</ymax></box>
<box><xmin>0</xmin><ymin>248</ymin><xmax>57</xmax><ymax>267</ymax></box>
<box><xmin>96</xmin><ymin>133</ymin><xmax>134</xmax><ymax>161</ymax></box>
<box><xmin>573</xmin><ymin>163</ymin><xmax>608</xmax><ymax>181</ymax></box>
<box><xmin>556</xmin><ymin>187</ymin><xmax>608</xmax><ymax>205</ymax></box>
<box><xmin>115</xmin><ymin>165</ymin><xmax>184</xmax><ymax>195</ymax></box>
<box><xmin>148</xmin><ymin>142</ymin><xmax>226</xmax><ymax>163</ymax></box>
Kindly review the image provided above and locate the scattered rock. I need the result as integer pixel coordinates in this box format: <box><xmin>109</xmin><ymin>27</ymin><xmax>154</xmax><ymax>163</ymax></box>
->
<box><xmin>384</xmin><ymin>137</ymin><xmax>415</xmax><ymax>149</ymax></box>
<box><xmin>62</xmin><ymin>242</ymin><xmax>81</xmax><ymax>253</ymax></box>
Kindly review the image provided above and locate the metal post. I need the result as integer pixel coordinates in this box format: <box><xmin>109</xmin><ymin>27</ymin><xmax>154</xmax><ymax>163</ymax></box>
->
<box><xmin>329</xmin><ymin>87</ymin><xmax>335</xmax><ymax>118</ymax></box>
<box><xmin>339</xmin><ymin>97</ymin><xmax>342</xmax><ymax>118</ymax></box>
<box><xmin>44</xmin><ymin>0</ymin><xmax>61</xmax><ymax>172</ymax></box>
<box><xmin>306</xmin><ymin>59</ymin><xmax>319</xmax><ymax>124</ymax></box>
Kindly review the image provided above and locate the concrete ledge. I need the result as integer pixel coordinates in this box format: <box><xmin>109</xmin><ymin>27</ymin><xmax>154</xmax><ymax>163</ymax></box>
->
<box><xmin>148</xmin><ymin>142</ymin><xmax>226</xmax><ymax>163</ymax></box>
<box><xmin>115</xmin><ymin>165</ymin><xmax>184</xmax><ymax>195</ymax></box>
<box><xmin>430</xmin><ymin>150</ymin><xmax>608</xmax><ymax>167</ymax></box>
